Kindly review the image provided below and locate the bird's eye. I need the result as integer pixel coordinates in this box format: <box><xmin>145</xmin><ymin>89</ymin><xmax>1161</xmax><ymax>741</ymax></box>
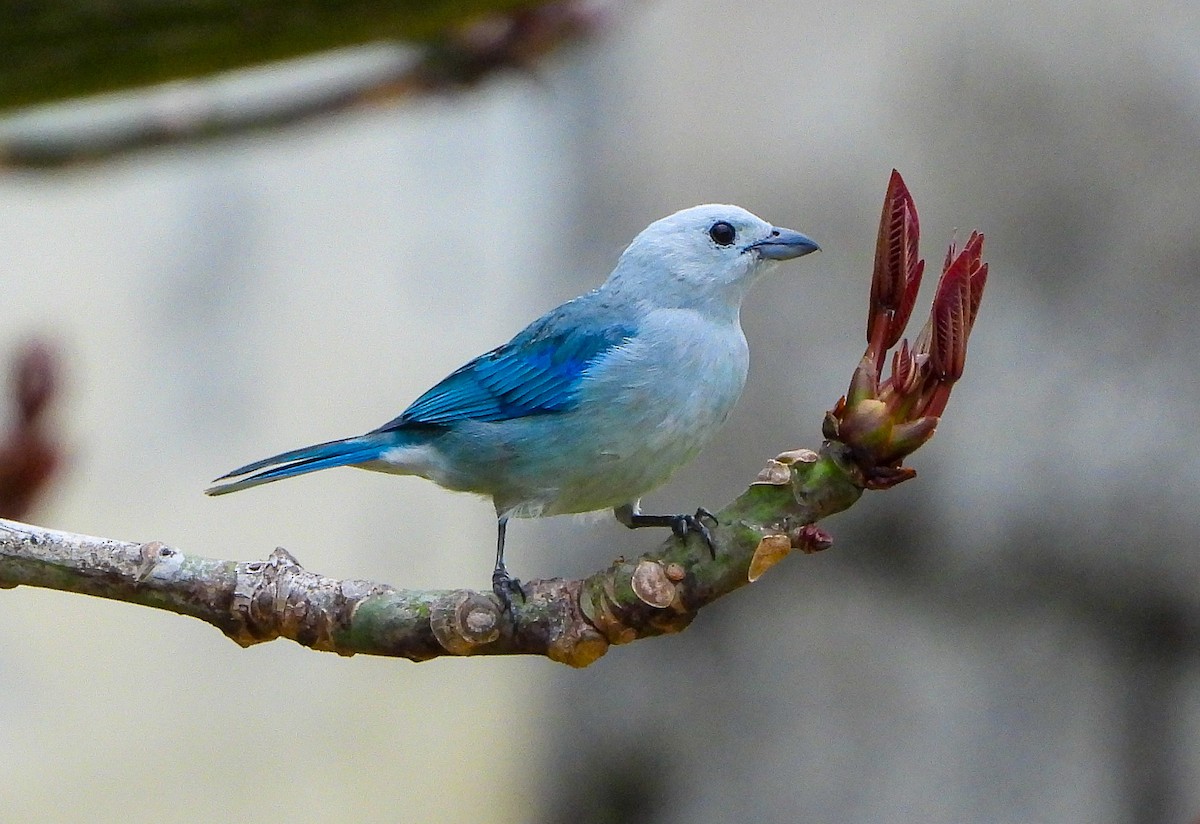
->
<box><xmin>709</xmin><ymin>221</ymin><xmax>736</xmax><ymax>246</ymax></box>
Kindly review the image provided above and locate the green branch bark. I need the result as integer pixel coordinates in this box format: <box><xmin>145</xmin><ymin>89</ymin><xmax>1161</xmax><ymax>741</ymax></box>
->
<box><xmin>0</xmin><ymin>442</ymin><xmax>863</xmax><ymax>667</ymax></box>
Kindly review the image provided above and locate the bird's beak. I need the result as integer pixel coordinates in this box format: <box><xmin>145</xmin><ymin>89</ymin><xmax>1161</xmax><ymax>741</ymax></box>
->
<box><xmin>746</xmin><ymin>227</ymin><xmax>821</xmax><ymax>260</ymax></box>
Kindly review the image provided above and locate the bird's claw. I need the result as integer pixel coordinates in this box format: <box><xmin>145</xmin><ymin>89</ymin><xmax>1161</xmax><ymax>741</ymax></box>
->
<box><xmin>671</xmin><ymin>507</ymin><xmax>719</xmax><ymax>558</ymax></box>
<box><xmin>492</xmin><ymin>568</ymin><xmax>526</xmax><ymax>614</ymax></box>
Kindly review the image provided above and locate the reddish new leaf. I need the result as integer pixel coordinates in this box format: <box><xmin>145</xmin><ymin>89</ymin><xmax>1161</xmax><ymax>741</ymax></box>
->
<box><xmin>869</xmin><ymin>170</ymin><xmax>924</xmax><ymax>360</ymax></box>
<box><xmin>0</xmin><ymin>340</ymin><xmax>62</xmax><ymax>519</ymax></box>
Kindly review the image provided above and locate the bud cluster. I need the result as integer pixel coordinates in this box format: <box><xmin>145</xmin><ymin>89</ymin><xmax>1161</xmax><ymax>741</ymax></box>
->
<box><xmin>825</xmin><ymin>170</ymin><xmax>988</xmax><ymax>488</ymax></box>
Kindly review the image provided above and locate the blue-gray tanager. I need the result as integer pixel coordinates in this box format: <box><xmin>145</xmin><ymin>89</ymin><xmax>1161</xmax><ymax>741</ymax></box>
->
<box><xmin>207</xmin><ymin>205</ymin><xmax>819</xmax><ymax>608</ymax></box>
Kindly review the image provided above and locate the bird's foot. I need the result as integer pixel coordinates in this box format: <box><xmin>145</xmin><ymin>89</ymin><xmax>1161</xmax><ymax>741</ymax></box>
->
<box><xmin>617</xmin><ymin>504</ymin><xmax>720</xmax><ymax>558</ymax></box>
<box><xmin>670</xmin><ymin>507</ymin><xmax>719</xmax><ymax>558</ymax></box>
<box><xmin>491</xmin><ymin>566</ymin><xmax>526</xmax><ymax>614</ymax></box>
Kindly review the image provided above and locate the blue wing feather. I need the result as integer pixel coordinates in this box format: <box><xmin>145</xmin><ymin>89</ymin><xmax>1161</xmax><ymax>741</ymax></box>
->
<box><xmin>375</xmin><ymin>300</ymin><xmax>635</xmax><ymax>431</ymax></box>
<box><xmin>207</xmin><ymin>295</ymin><xmax>637</xmax><ymax>497</ymax></box>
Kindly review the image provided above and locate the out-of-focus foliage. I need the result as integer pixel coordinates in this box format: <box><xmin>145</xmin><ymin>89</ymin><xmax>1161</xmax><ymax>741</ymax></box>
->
<box><xmin>0</xmin><ymin>0</ymin><xmax>544</xmax><ymax>111</ymax></box>
<box><xmin>0</xmin><ymin>341</ymin><xmax>60</xmax><ymax>519</ymax></box>
<box><xmin>0</xmin><ymin>1</ymin><xmax>597</xmax><ymax>166</ymax></box>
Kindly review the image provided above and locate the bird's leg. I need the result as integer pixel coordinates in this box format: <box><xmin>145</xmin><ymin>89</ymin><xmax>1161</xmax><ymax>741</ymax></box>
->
<box><xmin>491</xmin><ymin>516</ymin><xmax>525</xmax><ymax>612</ymax></box>
<box><xmin>613</xmin><ymin>501</ymin><xmax>719</xmax><ymax>558</ymax></box>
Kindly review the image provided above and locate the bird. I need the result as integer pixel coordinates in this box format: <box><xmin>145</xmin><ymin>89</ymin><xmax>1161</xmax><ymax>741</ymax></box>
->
<box><xmin>207</xmin><ymin>205</ymin><xmax>819</xmax><ymax>610</ymax></box>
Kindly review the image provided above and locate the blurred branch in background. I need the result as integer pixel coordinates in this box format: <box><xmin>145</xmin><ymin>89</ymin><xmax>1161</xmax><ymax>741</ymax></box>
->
<box><xmin>0</xmin><ymin>173</ymin><xmax>989</xmax><ymax>667</ymax></box>
<box><xmin>0</xmin><ymin>0</ymin><xmax>603</xmax><ymax>168</ymax></box>
<box><xmin>0</xmin><ymin>340</ymin><xmax>61</xmax><ymax>520</ymax></box>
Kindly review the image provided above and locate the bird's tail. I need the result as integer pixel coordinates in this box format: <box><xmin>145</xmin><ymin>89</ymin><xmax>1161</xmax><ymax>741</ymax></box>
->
<box><xmin>205</xmin><ymin>433</ymin><xmax>401</xmax><ymax>496</ymax></box>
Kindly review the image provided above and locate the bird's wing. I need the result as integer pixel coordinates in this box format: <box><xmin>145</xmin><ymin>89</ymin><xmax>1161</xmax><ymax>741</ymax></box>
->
<box><xmin>375</xmin><ymin>304</ymin><xmax>635</xmax><ymax>430</ymax></box>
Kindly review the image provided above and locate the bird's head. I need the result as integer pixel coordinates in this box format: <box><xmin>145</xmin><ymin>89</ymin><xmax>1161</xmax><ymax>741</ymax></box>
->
<box><xmin>606</xmin><ymin>204</ymin><xmax>819</xmax><ymax>313</ymax></box>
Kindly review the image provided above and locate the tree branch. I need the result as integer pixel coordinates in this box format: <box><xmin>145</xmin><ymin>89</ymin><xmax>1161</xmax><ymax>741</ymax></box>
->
<box><xmin>0</xmin><ymin>442</ymin><xmax>862</xmax><ymax>667</ymax></box>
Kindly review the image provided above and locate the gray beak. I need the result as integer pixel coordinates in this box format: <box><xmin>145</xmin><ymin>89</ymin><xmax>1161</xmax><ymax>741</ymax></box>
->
<box><xmin>747</xmin><ymin>227</ymin><xmax>820</xmax><ymax>260</ymax></box>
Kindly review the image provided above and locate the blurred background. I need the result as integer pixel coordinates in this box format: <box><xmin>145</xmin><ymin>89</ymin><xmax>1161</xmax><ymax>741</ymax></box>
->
<box><xmin>2</xmin><ymin>1</ymin><xmax>1199</xmax><ymax>822</ymax></box>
